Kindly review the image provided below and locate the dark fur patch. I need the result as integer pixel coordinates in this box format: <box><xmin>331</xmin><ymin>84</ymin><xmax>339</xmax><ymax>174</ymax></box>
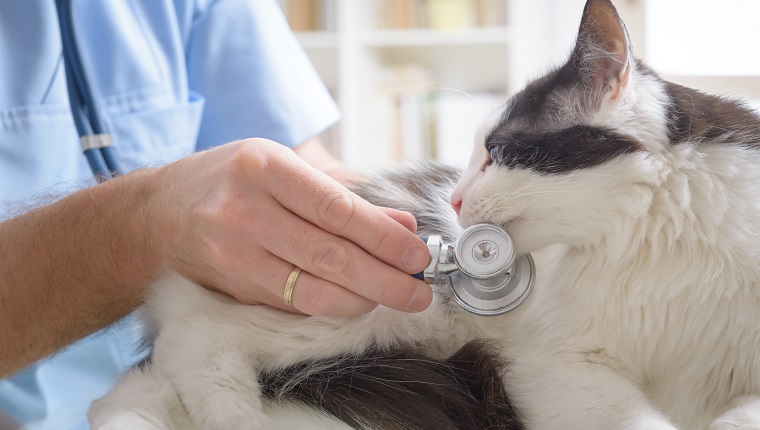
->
<box><xmin>260</xmin><ymin>340</ymin><xmax>523</xmax><ymax>430</ymax></box>
<box><xmin>487</xmin><ymin>124</ymin><xmax>643</xmax><ymax>174</ymax></box>
<box><xmin>502</xmin><ymin>63</ymin><xmax>580</xmax><ymax>126</ymax></box>
<box><xmin>134</xmin><ymin>354</ymin><xmax>152</xmax><ymax>371</ymax></box>
<box><xmin>664</xmin><ymin>80</ymin><xmax>760</xmax><ymax>146</ymax></box>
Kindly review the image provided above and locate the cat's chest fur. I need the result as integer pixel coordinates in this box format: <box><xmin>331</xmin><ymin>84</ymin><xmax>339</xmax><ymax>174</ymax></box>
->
<box><xmin>501</xmin><ymin>144</ymin><xmax>760</xmax><ymax>429</ymax></box>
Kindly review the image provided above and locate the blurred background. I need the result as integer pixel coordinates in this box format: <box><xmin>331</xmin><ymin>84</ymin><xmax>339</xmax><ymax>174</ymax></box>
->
<box><xmin>276</xmin><ymin>0</ymin><xmax>760</xmax><ymax>170</ymax></box>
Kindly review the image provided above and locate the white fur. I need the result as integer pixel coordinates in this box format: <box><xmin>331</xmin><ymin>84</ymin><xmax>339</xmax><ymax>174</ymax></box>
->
<box><xmin>89</xmin><ymin>271</ymin><xmax>497</xmax><ymax>429</ymax></box>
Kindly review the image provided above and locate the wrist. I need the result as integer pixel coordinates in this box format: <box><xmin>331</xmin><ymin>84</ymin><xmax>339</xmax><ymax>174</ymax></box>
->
<box><xmin>121</xmin><ymin>167</ymin><xmax>168</xmax><ymax>282</ymax></box>
<box><xmin>80</xmin><ymin>167</ymin><xmax>167</xmax><ymax>294</ymax></box>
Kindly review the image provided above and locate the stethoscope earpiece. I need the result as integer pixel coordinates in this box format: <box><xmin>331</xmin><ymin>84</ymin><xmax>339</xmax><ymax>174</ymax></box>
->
<box><xmin>420</xmin><ymin>223</ymin><xmax>535</xmax><ymax>316</ymax></box>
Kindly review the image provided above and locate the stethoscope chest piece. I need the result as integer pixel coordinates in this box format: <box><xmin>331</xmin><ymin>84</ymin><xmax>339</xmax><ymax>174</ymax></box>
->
<box><xmin>448</xmin><ymin>252</ymin><xmax>535</xmax><ymax>316</ymax></box>
<box><xmin>421</xmin><ymin>223</ymin><xmax>535</xmax><ymax>316</ymax></box>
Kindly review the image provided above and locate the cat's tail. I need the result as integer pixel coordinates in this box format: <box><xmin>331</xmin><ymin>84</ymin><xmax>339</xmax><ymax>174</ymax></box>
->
<box><xmin>260</xmin><ymin>340</ymin><xmax>524</xmax><ymax>430</ymax></box>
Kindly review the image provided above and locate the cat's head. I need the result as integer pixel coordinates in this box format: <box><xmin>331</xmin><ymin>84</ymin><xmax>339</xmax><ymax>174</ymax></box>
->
<box><xmin>452</xmin><ymin>0</ymin><xmax>674</xmax><ymax>253</ymax></box>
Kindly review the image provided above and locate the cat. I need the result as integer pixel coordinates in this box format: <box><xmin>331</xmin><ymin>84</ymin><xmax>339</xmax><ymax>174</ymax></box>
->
<box><xmin>90</xmin><ymin>0</ymin><xmax>760</xmax><ymax>429</ymax></box>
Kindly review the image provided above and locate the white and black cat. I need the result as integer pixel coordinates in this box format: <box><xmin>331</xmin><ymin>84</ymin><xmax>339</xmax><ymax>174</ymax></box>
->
<box><xmin>90</xmin><ymin>0</ymin><xmax>760</xmax><ymax>429</ymax></box>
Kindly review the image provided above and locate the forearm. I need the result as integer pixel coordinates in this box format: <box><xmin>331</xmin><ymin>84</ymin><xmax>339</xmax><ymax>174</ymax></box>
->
<box><xmin>0</xmin><ymin>169</ymin><xmax>160</xmax><ymax>377</ymax></box>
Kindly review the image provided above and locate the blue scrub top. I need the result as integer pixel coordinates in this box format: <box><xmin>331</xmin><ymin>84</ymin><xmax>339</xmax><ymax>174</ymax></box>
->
<box><xmin>0</xmin><ymin>0</ymin><xmax>340</xmax><ymax>428</ymax></box>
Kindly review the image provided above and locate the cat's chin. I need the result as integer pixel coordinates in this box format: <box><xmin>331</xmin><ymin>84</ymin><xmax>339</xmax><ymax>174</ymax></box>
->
<box><xmin>457</xmin><ymin>215</ymin><xmax>525</xmax><ymax>228</ymax></box>
<box><xmin>457</xmin><ymin>214</ymin><xmax>525</xmax><ymax>234</ymax></box>
<box><xmin>504</xmin><ymin>223</ymin><xmax>564</xmax><ymax>255</ymax></box>
<box><xmin>503</xmin><ymin>215</ymin><xmax>525</xmax><ymax>230</ymax></box>
<box><xmin>456</xmin><ymin>214</ymin><xmax>546</xmax><ymax>254</ymax></box>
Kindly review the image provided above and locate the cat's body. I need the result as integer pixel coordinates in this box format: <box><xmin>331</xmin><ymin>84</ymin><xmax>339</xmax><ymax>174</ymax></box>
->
<box><xmin>90</xmin><ymin>1</ymin><xmax>760</xmax><ymax>429</ymax></box>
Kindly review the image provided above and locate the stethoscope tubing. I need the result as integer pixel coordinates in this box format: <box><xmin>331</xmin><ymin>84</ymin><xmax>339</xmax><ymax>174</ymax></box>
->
<box><xmin>55</xmin><ymin>0</ymin><xmax>122</xmax><ymax>182</ymax></box>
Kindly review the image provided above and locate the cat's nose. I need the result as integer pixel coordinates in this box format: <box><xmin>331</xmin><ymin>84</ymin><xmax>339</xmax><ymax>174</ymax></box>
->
<box><xmin>451</xmin><ymin>197</ymin><xmax>462</xmax><ymax>215</ymax></box>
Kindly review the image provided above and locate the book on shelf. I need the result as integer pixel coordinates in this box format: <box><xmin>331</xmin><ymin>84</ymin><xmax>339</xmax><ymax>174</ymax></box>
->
<box><xmin>476</xmin><ymin>0</ymin><xmax>508</xmax><ymax>27</ymax></box>
<box><xmin>278</xmin><ymin>0</ymin><xmax>336</xmax><ymax>32</ymax></box>
<box><xmin>426</xmin><ymin>0</ymin><xmax>474</xmax><ymax>30</ymax></box>
<box><xmin>379</xmin><ymin>0</ymin><xmax>507</xmax><ymax>30</ymax></box>
<box><xmin>279</xmin><ymin>0</ymin><xmax>505</xmax><ymax>32</ymax></box>
<box><xmin>376</xmin><ymin>65</ymin><xmax>434</xmax><ymax>161</ymax></box>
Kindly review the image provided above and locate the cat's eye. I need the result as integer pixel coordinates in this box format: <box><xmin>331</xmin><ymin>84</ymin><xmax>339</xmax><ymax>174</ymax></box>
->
<box><xmin>489</xmin><ymin>146</ymin><xmax>499</xmax><ymax>163</ymax></box>
<box><xmin>482</xmin><ymin>146</ymin><xmax>498</xmax><ymax>171</ymax></box>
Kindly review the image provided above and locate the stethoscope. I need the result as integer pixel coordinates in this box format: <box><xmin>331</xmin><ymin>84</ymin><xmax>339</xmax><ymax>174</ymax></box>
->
<box><xmin>55</xmin><ymin>0</ymin><xmax>122</xmax><ymax>182</ymax></box>
<box><xmin>416</xmin><ymin>224</ymin><xmax>535</xmax><ymax>316</ymax></box>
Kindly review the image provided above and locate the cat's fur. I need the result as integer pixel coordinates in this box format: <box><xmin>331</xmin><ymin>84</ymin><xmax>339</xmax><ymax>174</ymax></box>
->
<box><xmin>90</xmin><ymin>0</ymin><xmax>760</xmax><ymax>429</ymax></box>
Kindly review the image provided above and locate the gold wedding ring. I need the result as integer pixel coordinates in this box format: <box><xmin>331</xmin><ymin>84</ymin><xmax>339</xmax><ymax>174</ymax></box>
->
<box><xmin>283</xmin><ymin>266</ymin><xmax>302</xmax><ymax>307</ymax></box>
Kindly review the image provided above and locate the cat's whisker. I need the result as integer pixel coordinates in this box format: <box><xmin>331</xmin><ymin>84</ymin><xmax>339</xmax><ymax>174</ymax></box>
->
<box><xmin>430</xmin><ymin>87</ymin><xmax>475</xmax><ymax>101</ymax></box>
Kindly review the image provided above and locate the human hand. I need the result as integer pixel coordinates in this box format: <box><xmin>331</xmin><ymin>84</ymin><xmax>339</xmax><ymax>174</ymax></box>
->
<box><xmin>146</xmin><ymin>139</ymin><xmax>433</xmax><ymax>316</ymax></box>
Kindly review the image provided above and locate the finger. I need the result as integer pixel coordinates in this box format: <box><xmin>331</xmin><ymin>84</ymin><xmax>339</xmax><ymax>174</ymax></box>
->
<box><xmin>268</xmin><ymin>156</ymin><xmax>430</xmax><ymax>274</ymax></box>
<box><xmin>231</xmin><ymin>250</ymin><xmax>378</xmax><ymax>316</ymax></box>
<box><xmin>378</xmin><ymin>207</ymin><xmax>417</xmax><ymax>233</ymax></box>
<box><xmin>256</xmin><ymin>206</ymin><xmax>433</xmax><ymax>312</ymax></box>
<box><xmin>243</xmin><ymin>288</ymin><xmax>302</xmax><ymax>314</ymax></box>
<box><xmin>290</xmin><ymin>270</ymin><xmax>378</xmax><ymax>316</ymax></box>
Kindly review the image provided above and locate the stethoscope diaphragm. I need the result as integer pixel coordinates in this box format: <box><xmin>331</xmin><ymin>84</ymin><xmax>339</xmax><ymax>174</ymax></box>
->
<box><xmin>454</xmin><ymin>223</ymin><xmax>515</xmax><ymax>280</ymax></box>
<box><xmin>448</xmin><ymin>253</ymin><xmax>535</xmax><ymax>316</ymax></box>
<box><xmin>420</xmin><ymin>223</ymin><xmax>535</xmax><ymax>316</ymax></box>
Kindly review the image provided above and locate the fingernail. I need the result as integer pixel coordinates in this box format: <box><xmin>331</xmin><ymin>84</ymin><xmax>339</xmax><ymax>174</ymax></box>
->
<box><xmin>401</xmin><ymin>246</ymin><xmax>429</xmax><ymax>272</ymax></box>
<box><xmin>407</xmin><ymin>284</ymin><xmax>432</xmax><ymax>312</ymax></box>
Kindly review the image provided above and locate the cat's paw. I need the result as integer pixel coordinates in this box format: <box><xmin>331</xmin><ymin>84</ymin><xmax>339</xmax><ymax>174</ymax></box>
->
<box><xmin>88</xmin><ymin>366</ymin><xmax>188</xmax><ymax>430</ymax></box>
<box><xmin>165</xmin><ymin>348</ymin><xmax>272</xmax><ymax>430</ymax></box>
<box><xmin>709</xmin><ymin>416</ymin><xmax>760</xmax><ymax>430</ymax></box>
<box><xmin>178</xmin><ymin>380</ymin><xmax>273</xmax><ymax>430</ymax></box>
<box><xmin>196</xmin><ymin>408</ymin><xmax>271</xmax><ymax>430</ymax></box>
<box><xmin>185</xmin><ymin>385</ymin><xmax>271</xmax><ymax>430</ymax></box>
<box><xmin>90</xmin><ymin>410</ymin><xmax>172</xmax><ymax>430</ymax></box>
<box><xmin>709</xmin><ymin>396</ymin><xmax>760</xmax><ymax>430</ymax></box>
<box><xmin>626</xmin><ymin>416</ymin><xmax>679</xmax><ymax>430</ymax></box>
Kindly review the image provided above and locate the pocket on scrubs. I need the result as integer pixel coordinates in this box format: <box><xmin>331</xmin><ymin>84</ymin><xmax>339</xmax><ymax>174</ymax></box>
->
<box><xmin>107</xmin><ymin>92</ymin><xmax>205</xmax><ymax>170</ymax></box>
<box><xmin>0</xmin><ymin>104</ymin><xmax>92</xmax><ymax>204</ymax></box>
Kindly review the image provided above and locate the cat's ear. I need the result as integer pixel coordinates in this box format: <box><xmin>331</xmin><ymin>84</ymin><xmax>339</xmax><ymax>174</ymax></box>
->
<box><xmin>573</xmin><ymin>0</ymin><xmax>632</xmax><ymax>102</ymax></box>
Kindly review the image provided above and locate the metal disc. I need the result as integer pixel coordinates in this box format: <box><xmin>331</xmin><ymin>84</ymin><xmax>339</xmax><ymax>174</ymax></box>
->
<box><xmin>449</xmin><ymin>253</ymin><xmax>535</xmax><ymax>316</ymax></box>
<box><xmin>454</xmin><ymin>224</ymin><xmax>515</xmax><ymax>280</ymax></box>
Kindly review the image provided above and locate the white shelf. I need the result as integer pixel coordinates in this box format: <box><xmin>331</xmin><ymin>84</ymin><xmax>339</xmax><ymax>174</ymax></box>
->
<box><xmin>296</xmin><ymin>28</ymin><xmax>511</xmax><ymax>49</ymax></box>
<box><xmin>361</xmin><ymin>28</ymin><xmax>511</xmax><ymax>47</ymax></box>
<box><xmin>294</xmin><ymin>31</ymin><xmax>338</xmax><ymax>49</ymax></box>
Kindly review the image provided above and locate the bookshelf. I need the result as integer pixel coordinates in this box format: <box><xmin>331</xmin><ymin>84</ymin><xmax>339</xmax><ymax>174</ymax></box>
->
<box><xmin>277</xmin><ymin>0</ymin><xmax>572</xmax><ymax>169</ymax></box>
